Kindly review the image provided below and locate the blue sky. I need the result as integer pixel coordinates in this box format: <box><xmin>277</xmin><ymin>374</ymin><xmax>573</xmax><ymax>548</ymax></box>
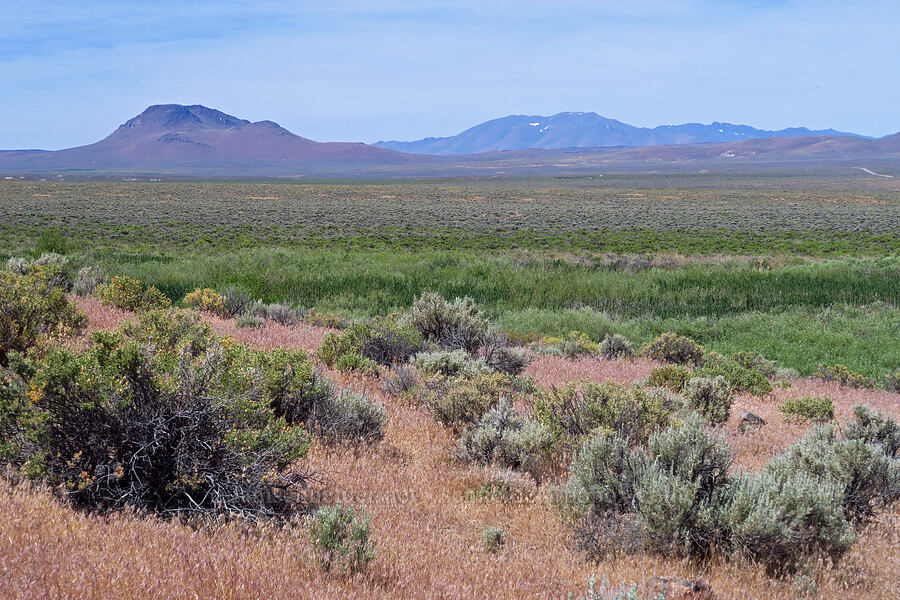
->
<box><xmin>1</xmin><ymin>0</ymin><xmax>898</xmax><ymax>149</ymax></box>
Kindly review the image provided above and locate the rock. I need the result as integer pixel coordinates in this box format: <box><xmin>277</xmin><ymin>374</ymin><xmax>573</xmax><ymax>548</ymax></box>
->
<box><xmin>652</xmin><ymin>576</ymin><xmax>715</xmax><ymax>599</ymax></box>
<box><xmin>739</xmin><ymin>411</ymin><xmax>766</xmax><ymax>432</ymax></box>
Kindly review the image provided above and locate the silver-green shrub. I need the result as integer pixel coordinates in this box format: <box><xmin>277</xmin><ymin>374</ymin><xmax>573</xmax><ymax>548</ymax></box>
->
<box><xmin>73</xmin><ymin>265</ymin><xmax>105</xmax><ymax>296</ymax></box>
<box><xmin>312</xmin><ymin>390</ymin><xmax>386</xmax><ymax>446</ymax></box>
<box><xmin>404</xmin><ymin>291</ymin><xmax>489</xmax><ymax>353</ymax></box>
<box><xmin>308</xmin><ymin>504</ymin><xmax>375</xmax><ymax>573</ymax></box>
<box><xmin>598</xmin><ymin>334</ymin><xmax>635</xmax><ymax>361</ymax></box>
<box><xmin>682</xmin><ymin>376</ymin><xmax>734</xmax><ymax>424</ymax></box>
<box><xmin>414</xmin><ymin>349</ymin><xmax>491</xmax><ymax>378</ymax></box>
<box><xmin>457</xmin><ymin>399</ymin><xmax>553</xmax><ymax>473</ymax></box>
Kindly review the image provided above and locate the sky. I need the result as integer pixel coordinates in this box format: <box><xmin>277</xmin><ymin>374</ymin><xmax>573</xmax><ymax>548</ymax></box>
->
<box><xmin>1</xmin><ymin>0</ymin><xmax>898</xmax><ymax>149</ymax></box>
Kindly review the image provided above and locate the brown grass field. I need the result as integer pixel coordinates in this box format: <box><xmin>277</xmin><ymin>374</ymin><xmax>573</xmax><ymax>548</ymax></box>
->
<box><xmin>1</xmin><ymin>298</ymin><xmax>898</xmax><ymax>599</ymax></box>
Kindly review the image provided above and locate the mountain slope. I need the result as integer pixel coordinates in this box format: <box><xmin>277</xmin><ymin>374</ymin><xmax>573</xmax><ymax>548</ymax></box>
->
<box><xmin>0</xmin><ymin>104</ymin><xmax>420</xmax><ymax>171</ymax></box>
<box><xmin>375</xmin><ymin>112</ymin><xmax>862</xmax><ymax>155</ymax></box>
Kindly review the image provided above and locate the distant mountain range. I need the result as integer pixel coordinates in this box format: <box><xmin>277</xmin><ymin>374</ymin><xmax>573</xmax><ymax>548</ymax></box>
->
<box><xmin>0</xmin><ymin>104</ymin><xmax>419</xmax><ymax>170</ymax></box>
<box><xmin>375</xmin><ymin>112</ymin><xmax>863</xmax><ymax>155</ymax></box>
<box><xmin>0</xmin><ymin>105</ymin><xmax>897</xmax><ymax>176</ymax></box>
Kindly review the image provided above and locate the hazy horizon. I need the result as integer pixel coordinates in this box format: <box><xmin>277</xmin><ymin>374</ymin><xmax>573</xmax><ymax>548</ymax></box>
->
<box><xmin>3</xmin><ymin>1</ymin><xmax>899</xmax><ymax>150</ymax></box>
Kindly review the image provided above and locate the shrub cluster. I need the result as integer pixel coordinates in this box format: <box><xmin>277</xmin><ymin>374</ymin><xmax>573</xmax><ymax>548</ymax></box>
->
<box><xmin>319</xmin><ymin>317</ymin><xmax>422</xmax><ymax>374</ymax></box>
<box><xmin>641</xmin><ymin>333</ymin><xmax>704</xmax><ymax>365</ymax></box>
<box><xmin>456</xmin><ymin>399</ymin><xmax>554</xmax><ymax>475</ymax></box>
<box><xmin>598</xmin><ymin>334</ymin><xmax>635</xmax><ymax>361</ymax></box>
<box><xmin>780</xmin><ymin>396</ymin><xmax>835</xmax><ymax>422</ymax></box>
<box><xmin>693</xmin><ymin>358</ymin><xmax>772</xmax><ymax>397</ymax></box>
<box><xmin>534</xmin><ymin>379</ymin><xmax>677</xmax><ymax>444</ymax></box>
<box><xmin>646</xmin><ymin>365</ymin><xmax>691</xmax><ymax>392</ymax></box>
<box><xmin>6</xmin><ymin>253</ymin><xmax>73</xmax><ymax>290</ymax></box>
<box><xmin>183</xmin><ymin>287</ymin><xmax>227</xmax><ymax>316</ymax></box>
<box><xmin>559</xmin><ymin>407</ymin><xmax>900</xmax><ymax>573</ymax></box>
<box><xmin>682</xmin><ymin>376</ymin><xmax>734</xmax><ymax>425</ymax></box>
<box><xmin>886</xmin><ymin>369</ymin><xmax>900</xmax><ymax>393</ymax></box>
<box><xmin>423</xmin><ymin>371</ymin><xmax>513</xmax><ymax>431</ymax></box>
<box><xmin>0</xmin><ymin>268</ymin><xmax>87</xmax><ymax>367</ymax></box>
<box><xmin>403</xmin><ymin>291</ymin><xmax>488</xmax><ymax>354</ymax></box>
<box><xmin>814</xmin><ymin>364</ymin><xmax>875</xmax><ymax>389</ymax></box>
<box><xmin>73</xmin><ymin>265</ymin><xmax>105</xmax><ymax>296</ymax></box>
<box><xmin>0</xmin><ymin>309</ymin><xmax>386</xmax><ymax>522</ymax></box>
<box><xmin>97</xmin><ymin>276</ymin><xmax>171</xmax><ymax>312</ymax></box>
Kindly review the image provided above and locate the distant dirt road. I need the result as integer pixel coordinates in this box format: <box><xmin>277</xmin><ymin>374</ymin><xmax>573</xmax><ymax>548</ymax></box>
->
<box><xmin>854</xmin><ymin>166</ymin><xmax>895</xmax><ymax>178</ymax></box>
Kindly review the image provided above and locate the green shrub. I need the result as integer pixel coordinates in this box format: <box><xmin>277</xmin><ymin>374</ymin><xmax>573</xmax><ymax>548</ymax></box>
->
<box><xmin>682</xmin><ymin>377</ymin><xmax>734</xmax><ymax>424</ymax></box>
<box><xmin>641</xmin><ymin>333</ymin><xmax>704</xmax><ymax>365</ymax></box>
<box><xmin>1</xmin><ymin>317</ymin><xmax>311</xmax><ymax>522</ymax></box>
<box><xmin>5</xmin><ymin>257</ymin><xmax>31</xmax><ymax>275</ymax></box>
<box><xmin>730</xmin><ymin>351</ymin><xmax>777</xmax><ymax>378</ymax></box>
<box><xmin>235</xmin><ymin>314</ymin><xmax>265</xmax><ymax>328</ymax></box>
<box><xmin>311</xmin><ymin>390</ymin><xmax>386</xmax><ymax>446</ymax></box>
<box><xmin>694</xmin><ymin>360</ymin><xmax>772</xmax><ymax>397</ymax></box>
<box><xmin>562</xmin><ymin>331</ymin><xmax>601</xmax><ymax>359</ymax></box>
<box><xmin>0</xmin><ymin>268</ymin><xmax>87</xmax><ymax>367</ymax></box>
<box><xmin>728</xmin><ymin>468</ymin><xmax>854</xmax><ymax>574</ymax></box>
<box><xmin>482</xmin><ymin>527</ymin><xmax>505</xmax><ymax>552</ymax></box>
<box><xmin>424</xmin><ymin>372</ymin><xmax>513</xmax><ymax>431</ymax></box>
<box><xmin>844</xmin><ymin>405</ymin><xmax>900</xmax><ymax>458</ymax></box>
<box><xmin>35</xmin><ymin>229</ymin><xmax>69</xmax><ymax>255</ymax></box>
<box><xmin>457</xmin><ymin>399</ymin><xmax>553</xmax><ymax>473</ymax></box>
<box><xmin>97</xmin><ymin>276</ymin><xmax>171</xmax><ymax>312</ymax></box>
<box><xmin>318</xmin><ymin>318</ymin><xmax>422</xmax><ymax>369</ymax></box>
<box><xmin>414</xmin><ymin>349</ymin><xmax>490</xmax><ymax>378</ymax></box>
<box><xmin>557</xmin><ymin>431</ymin><xmax>645</xmax><ymax>518</ymax></box>
<box><xmin>598</xmin><ymin>334</ymin><xmax>634</xmax><ymax>361</ymax></box>
<box><xmin>534</xmin><ymin>380</ymin><xmax>675</xmax><ymax>444</ymax></box>
<box><xmin>646</xmin><ymin>365</ymin><xmax>691</xmax><ymax>392</ymax></box>
<box><xmin>404</xmin><ymin>291</ymin><xmax>488</xmax><ymax>354</ymax></box>
<box><xmin>73</xmin><ymin>266</ymin><xmax>105</xmax><ymax>296</ymax></box>
<box><xmin>335</xmin><ymin>352</ymin><xmax>380</xmax><ymax>376</ymax></box>
<box><xmin>768</xmin><ymin>424</ymin><xmax>900</xmax><ymax>524</ymax></box>
<box><xmin>636</xmin><ymin>414</ymin><xmax>733</xmax><ymax>555</ymax></box>
<box><xmin>814</xmin><ymin>364</ymin><xmax>875</xmax><ymax>389</ymax></box>
<box><xmin>779</xmin><ymin>396</ymin><xmax>834</xmax><ymax>422</ymax></box>
<box><xmin>481</xmin><ymin>330</ymin><xmax>531</xmax><ymax>375</ymax></box>
<box><xmin>308</xmin><ymin>504</ymin><xmax>375</xmax><ymax>573</ymax></box>
<box><xmin>183</xmin><ymin>287</ymin><xmax>227</xmax><ymax>316</ymax></box>
<box><xmin>884</xmin><ymin>370</ymin><xmax>900</xmax><ymax>393</ymax></box>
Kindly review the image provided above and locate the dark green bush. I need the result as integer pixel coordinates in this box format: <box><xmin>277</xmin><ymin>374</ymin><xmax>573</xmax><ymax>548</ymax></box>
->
<box><xmin>682</xmin><ymin>376</ymin><xmax>734</xmax><ymax>425</ymax></box>
<box><xmin>730</xmin><ymin>351</ymin><xmax>777</xmax><ymax>378</ymax></box>
<box><xmin>414</xmin><ymin>349</ymin><xmax>490</xmax><ymax>378</ymax></box>
<box><xmin>646</xmin><ymin>365</ymin><xmax>691</xmax><ymax>392</ymax></box>
<box><xmin>0</xmin><ymin>268</ymin><xmax>86</xmax><ymax>367</ymax></box>
<box><xmin>2</xmin><ymin>318</ymin><xmax>312</xmax><ymax>522</ymax></box>
<box><xmin>779</xmin><ymin>396</ymin><xmax>834</xmax><ymax>422</ymax></box>
<box><xmin>641</xmin><ymin>333</ymin><xmax>704</xmax><ymax>366</ymax></box>
<box><xmin>814</xmin><ymin>364</ymin><xmax>875</xmax><ymax>389</ymax></box>
<box><xmin>424</xmin><ymin>371</ymin><xmax>512</xmax><ymax>431</ymax></box>
<box><xmin>308</xmin><ymin>504</ymin><xmax>375</xmax><ymax>573</ymax></box>
<box><xmin>318</xmin><ymin>318</ymin><xmax>422</xmax><ymax>368</ymax></box>
<box><xmin>694</xmin><ymin>359</ymin><xmax>772</xmax><ymax>397</ymax></box>
<box><xmin>534</xmin><ymin>379</ymin><xmax>675</xmax><ymax>444</ymax></box>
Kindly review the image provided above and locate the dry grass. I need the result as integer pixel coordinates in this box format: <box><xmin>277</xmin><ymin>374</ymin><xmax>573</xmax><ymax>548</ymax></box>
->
<box><xmin>2</xmin><ymin>300</ymin><xmax>897</xmax><ymax>599</ymax></box>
